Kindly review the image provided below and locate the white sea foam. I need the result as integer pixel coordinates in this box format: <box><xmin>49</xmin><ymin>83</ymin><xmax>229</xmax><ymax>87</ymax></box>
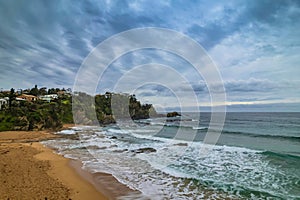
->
<box><xmin>192</xmin><ymin>126</ymin><xmax>207</xmax><ymax>130</ymax></box>
<box><xmin>107</xmin><ymin>128</ymin><xmax>130</xmax><ymax>134</ymax></box>
<box><xmin>56</xmin><ymin>129</ymin><xmax>76</xmax><ymax>135</ymax></box>
<box><xmin>71</xmin><ymin>126</ymin><xmax>99</xmax><ymax>131</ymax></box>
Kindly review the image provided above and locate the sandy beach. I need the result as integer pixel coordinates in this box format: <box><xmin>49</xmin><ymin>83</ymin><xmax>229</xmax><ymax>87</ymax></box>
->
<box><xmin>0</xmin><ymin>130</ymin><xmax>107</xmax><ymax>200</ymax></box>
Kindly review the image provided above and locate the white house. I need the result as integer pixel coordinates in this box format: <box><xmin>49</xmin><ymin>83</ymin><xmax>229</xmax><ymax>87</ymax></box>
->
<box><xmin>39</xmin><ymin>94</ymin><xmax>58</xmax><ymax>102</ymax></box>
<box><xmin>0</xmin><ymin>98</ymin><xmax>7</xmax><ymax>110</ymax></box>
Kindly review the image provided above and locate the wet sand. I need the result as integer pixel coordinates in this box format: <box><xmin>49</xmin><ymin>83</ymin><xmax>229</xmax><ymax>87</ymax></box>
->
<box><xmin>0</xmin><ymin>130</ymin><xmax>107</xmax><ymax>199</ymax></box>
<box><xmin>69</xmin><ymin>160</ymin><xmax>144</xmax><ymax>199</ymax></box>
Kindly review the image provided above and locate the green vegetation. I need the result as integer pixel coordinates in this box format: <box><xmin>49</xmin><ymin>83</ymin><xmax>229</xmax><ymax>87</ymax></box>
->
<box><xmin>0</xmin><ymin>86</ymin><xmax>157</xmax><ymax>131</ymax></box>
<box><xmin>0</xmin><ymin>98</ymin><xmax>71</xmax><ymax>131</ymax></box>
<box><xmin>73</xmin><ymin>92</ymin><xmax>156</xmax><ymax>125</ymax></box>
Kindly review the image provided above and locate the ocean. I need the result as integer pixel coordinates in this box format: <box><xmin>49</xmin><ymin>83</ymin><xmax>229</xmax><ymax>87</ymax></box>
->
<box><xmin>43</xmin><ymin>112</ymin><xmax>300</xmax><ymax>199</ymax></box>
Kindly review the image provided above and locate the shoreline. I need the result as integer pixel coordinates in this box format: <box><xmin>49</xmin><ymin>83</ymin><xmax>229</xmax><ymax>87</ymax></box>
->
<box><xmin>69</xmin><ymin>160</ymin><xmax>143</xmax><ymax>199</ymax></box>
<box><xmin>0</xmin><ymin>129</ymin><xmax>113</xmax><ymax>199</ymax></box>
<box><xmin>33</xmin><ymin>142</ymin><xmax>107</xmax><ymax>200</ymax></box>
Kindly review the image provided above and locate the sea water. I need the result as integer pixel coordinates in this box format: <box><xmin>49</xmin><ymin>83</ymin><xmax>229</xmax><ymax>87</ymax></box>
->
<box><xmin>43</xmin><ymin>112</ymin><xmax>300</xmax><ymax>199</ymax></box>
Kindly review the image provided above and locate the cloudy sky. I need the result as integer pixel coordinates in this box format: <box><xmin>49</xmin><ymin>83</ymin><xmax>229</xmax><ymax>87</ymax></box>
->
<box><xmin>0</xmin><ymin>0</ymin><xmax>299</xmax><ymax>111</ymax></box>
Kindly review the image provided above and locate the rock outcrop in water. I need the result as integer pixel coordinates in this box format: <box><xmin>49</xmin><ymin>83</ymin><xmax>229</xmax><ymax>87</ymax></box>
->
<box><xmin>167</xmin><ymin>111</ymin><xmax>181</xmax><ymax>117</ymax></box>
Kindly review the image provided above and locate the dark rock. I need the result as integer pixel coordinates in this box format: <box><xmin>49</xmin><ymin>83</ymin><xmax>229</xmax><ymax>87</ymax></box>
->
<box><xmin>86</xmin><ymin>145</ymin><xmax>101</xmax><ymax>150</ymax></box>
<box><xmin>131</xmin><ymin>147</ymin><xmax>157</xmax><ymax>154</ymax></box>
<box><xmin>113</xmin><ymin>149</ymin><xmax>128</xmax><ymax>153</ymax></box>
<box><xmin>174</xmin><ymin>143</ymin><xmax>188</xmax><ymax>146</ymax></box>
<box><xmin>167</xmin><ymin>111</ymin><xmax>181</xmax><ymax>117</ymax></box>
<box><xmin>166</xmin><ymin>118</ymin><xmax>181</xmax><ymax>122</ymax></box>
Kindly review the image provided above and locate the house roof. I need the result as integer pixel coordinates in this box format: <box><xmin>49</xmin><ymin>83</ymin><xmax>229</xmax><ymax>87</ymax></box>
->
<box><xmin>18</xmin><ymin>94</ymin><xmax>37</xmax><ymax>98</ymax></box>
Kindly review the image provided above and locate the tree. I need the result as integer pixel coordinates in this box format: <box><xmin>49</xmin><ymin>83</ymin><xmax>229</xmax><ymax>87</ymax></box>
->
<box><xmin>8</xmin><ymin>88</ymin><xmax>15</xmax><ymax>108</ymax></box>
<box><xmin>48</xmin><ymin>88</ymin><xmax>57</xmax><ymax>94</ymax></box>
<box><xmin>30</xmin><ymin>85</ymin><xmax>39</xmax><ymax>96</ymax></box>
<box><xmin>39</xmin><ymin>87</ymin><xmax>47</xmax><ymax>95</ymax></box>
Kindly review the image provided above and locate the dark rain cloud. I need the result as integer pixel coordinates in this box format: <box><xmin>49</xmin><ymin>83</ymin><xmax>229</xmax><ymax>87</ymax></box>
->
<box><xmin>186</xmin><ymin>0</ymin><xmax>300</xmax><ymax>49</ymax></box>
<box><xmin>224</xmin><ymin>79</ymin><xmax>277</xmax><ymax>93</ymax></box>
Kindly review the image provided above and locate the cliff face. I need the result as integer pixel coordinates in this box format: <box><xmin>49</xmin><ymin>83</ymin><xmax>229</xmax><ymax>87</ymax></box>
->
<box><xmin>73</xmin><ymin>92</ymin><xmax>158</xmax><ymax>125</ymax></box>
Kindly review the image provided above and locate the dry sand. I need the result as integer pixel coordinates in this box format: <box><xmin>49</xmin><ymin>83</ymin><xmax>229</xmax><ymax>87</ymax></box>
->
<box><xmin>0</xmin><ymin>130</ymin><xmax>107</xmax><ymax>200</ymax></box>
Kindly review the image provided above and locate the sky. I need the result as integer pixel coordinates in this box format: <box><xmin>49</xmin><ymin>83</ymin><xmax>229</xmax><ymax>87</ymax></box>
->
<box><xmin>0</xmin><ymin>0</ymin><xmax>299</xmax><ymax>111</ymax></box>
